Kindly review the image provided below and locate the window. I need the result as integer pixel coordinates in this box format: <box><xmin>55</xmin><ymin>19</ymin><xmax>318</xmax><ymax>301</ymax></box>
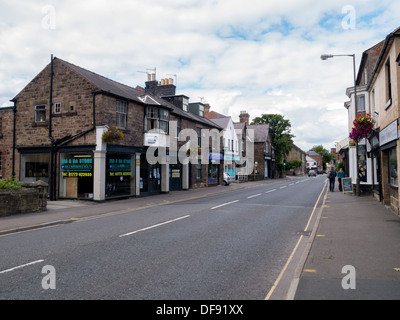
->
<box><xmin>54</xmin><ymin>103</ymin><xmax>61</xmax><ymax>114</ymax></box>
<box><xmin>389</xmin><ymin>148</ymin><xmax>398</xmax><ymax>187</ymax></box>
<box><xmin>199</xmin><ymin>105</ymin><xmax>204</xmax><ymax>117</ymax></box>
<box><xmin>159</xmin><ymin>109</ymin><xmax>169</xmax><ymax>134</ymax></box>
<box><xmin>183</xmin><ymin>97</ymin><xmax>188</xmax><ymax>112</ymax></box>
<box><xmin>196</xmin><ymin>160</ymin><xmax>202</xmax><ymax>179</ymax></box>
<box><xmin>145</xmin><ymin>107</ymin><xmax>169</xmax><ymax>134</ymax></box>
<box><xmin>146</xmin><ymin>106</ymin><xmax>158</xmax><ymax>131</ymax></box>
<box><xmin>116</xmin><ymin>100</ymin><xmax>127</xmax><ymax>129</ymax></box>
<box><xmin>35</xmin><ymin>105</ymin><xmax>46</xmax><ymax>122</ymax></box>
<box><xmin>386</xmin><ymin>59</ymin><xmax>392</xmax><ymax>106</ymax></box>
<box><xmin>356</xmin><ymin>95</ymin><xmax>365</xmax><ymax>114</ymax></box>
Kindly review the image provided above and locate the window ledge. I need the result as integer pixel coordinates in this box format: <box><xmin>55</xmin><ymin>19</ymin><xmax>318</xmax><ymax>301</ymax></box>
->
<box><xmin>385</xmin><ymin>99</ymin><xmax>392</xmax><ymax>110</ymax></box>
<box><xmin>32</xmin><ymin>122</ymin><xmax>48</xmax><ymax>127</ymax></box>
<box><xmin>388</xmin><ymin>183</ymin><xmax>398</xmax><ymax>189</ymax></box>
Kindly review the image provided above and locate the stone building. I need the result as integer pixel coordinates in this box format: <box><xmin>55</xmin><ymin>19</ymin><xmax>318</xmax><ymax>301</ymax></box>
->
<box><xmin>0</xmin><ymin>57</ymin><xmax>223</xmax><ymax>201</ymax></box>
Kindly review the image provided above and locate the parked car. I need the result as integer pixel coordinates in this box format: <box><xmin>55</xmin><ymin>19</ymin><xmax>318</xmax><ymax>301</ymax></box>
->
<box><xmin>223</xmin><ymin>173</ymin><xmax>232</xmax><ymax>185</ymax></box>
<box><xmin>308</xmin><ymin>170</ymin><xmax>316</xmax><ymax>177</ymax></box>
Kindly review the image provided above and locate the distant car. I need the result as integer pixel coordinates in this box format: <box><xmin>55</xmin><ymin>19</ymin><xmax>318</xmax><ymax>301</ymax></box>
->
<box><xmin>308</xmin><ymin>170</ymin><xmax>316</xmax><ymax>177</ymax></box>
<box><xmin>223</xmin><ymin>173</ymin><xmax>232</xmax><ymax>185</ymax></box>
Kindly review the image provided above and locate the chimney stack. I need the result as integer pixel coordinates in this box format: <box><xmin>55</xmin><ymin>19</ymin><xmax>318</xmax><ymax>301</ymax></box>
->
<box><xmin>239</xmin><ymin>110</ymin><xmax>250</xmax><ymax>125</ymax></box>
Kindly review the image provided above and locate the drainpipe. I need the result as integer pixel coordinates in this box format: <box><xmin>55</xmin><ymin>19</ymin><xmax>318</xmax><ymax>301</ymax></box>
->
<box><xmin>48</xmin><ymin>55</ymin><xmax>56</xmax><ymax>200</ymax></box>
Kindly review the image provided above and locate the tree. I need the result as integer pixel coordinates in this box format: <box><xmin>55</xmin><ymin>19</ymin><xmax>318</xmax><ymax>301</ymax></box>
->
<box><xmin>251</xmin><ymin>114</ymin><xmax>294</xmax><ymax>163</ymax></box>
<box><xmin>311</xmin><ymin>145</ymin><xmax>335</xmax><ymax>170</ymax></box>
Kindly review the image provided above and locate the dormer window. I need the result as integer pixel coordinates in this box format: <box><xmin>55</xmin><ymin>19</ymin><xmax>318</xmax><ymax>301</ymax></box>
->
<box><xmin>183</xmin><ymin>97</ymin><xmax>188</xmax><ymax>112</ymax></box>
<box><xmin>199</xmin><ymin>105</ymin><xmax>204</xmax><ymax>117</ymax></box>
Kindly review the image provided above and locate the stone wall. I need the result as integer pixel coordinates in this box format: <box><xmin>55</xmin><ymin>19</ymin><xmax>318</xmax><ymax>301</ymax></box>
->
<box><xmin>0</xmin><ymin>187</ymin><xmax>47</xmax><ymax>217</ymax></box>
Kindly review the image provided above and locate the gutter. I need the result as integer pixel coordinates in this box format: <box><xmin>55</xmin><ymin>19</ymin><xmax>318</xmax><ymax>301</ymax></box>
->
<box><xmin>367</xmin><ymin>32</ymin><xmax>400</xmax><ymax>91</ymax></box>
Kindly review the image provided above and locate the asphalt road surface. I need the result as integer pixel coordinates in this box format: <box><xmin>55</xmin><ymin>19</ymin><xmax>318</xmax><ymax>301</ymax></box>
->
<box><xmin>0</xmin><ymin>175</ymin><xmax>326</xmax><ymax>300</ymax></box>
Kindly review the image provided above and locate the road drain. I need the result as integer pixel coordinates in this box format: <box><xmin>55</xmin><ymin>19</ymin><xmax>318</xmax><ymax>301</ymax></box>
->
<box><xmin>297</xmin><ymin>231</ymin><xmax>312</xmax><ymax>236</ymax></box>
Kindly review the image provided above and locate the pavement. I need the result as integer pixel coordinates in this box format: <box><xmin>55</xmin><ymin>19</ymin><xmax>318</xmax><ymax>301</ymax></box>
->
<box><xmin>1</xmin><ymin>176</ymin><xmax>400</xmax><ymax>300</ymax></box>
<box><xmin>294</xmin><ymin>182</ymin><xmax>400</xmax><ymax>300</ymax></box>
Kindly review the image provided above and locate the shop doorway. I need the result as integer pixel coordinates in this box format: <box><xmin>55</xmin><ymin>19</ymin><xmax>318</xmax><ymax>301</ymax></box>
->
<box><xmin>140</xmin><ymin>154</ymin><xmax>161</xmax><ymax>195</ymax></box>
<box><xmin>170</xmin><ymin>163</ymin><xmax>183</xmax><ymax>191</ymax></box>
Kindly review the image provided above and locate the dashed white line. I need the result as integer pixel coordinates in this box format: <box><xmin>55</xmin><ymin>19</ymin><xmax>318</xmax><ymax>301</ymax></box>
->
<box><xmin>280</xmin><ymin>186</ymin><xmax>287</xmax><ymax>189</ymax></box>
<box><xmin>119</xmin><ymin>215</ymin><xmax>191</xmax><ymax>237</ymax></box>
<box><xmin>266</xmin><ymin>189</ymin><xmax>277</xmax><ymax>194</ymax></box>
<box><xmin>0</xmin><ymin>259</ymin><xmax>44</xmax><ymax>274</ymax></box>
<box><xmin>211</xmin><ymin>200</ymin><xmax>239</xmax><ymax>210</ymax></box>
<box><xmin>248</xmin><ymin>193</ymin><xmax>262</xmax><ymax>199</ymax></box>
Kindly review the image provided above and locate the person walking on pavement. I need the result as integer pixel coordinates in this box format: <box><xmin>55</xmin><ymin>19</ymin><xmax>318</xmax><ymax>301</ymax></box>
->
<box><xmin>328</xmin><ymin>166</ymin><xmax>337</xmax><ymax>192</ymax></box>
<box><xmin>337</xmin><ymin>167</ymin><xmax>345</xmax><ymax>192</ymax></box>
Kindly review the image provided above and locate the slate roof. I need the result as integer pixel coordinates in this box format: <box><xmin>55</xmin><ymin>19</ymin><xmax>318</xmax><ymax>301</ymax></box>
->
<box><xmin>14</xmin><ymin>57</ymin><xmax>221</xmax><ymax>129</ymax></box>
<box><xmin>246</xmin><ymin>124</ymin><xmax>270</xmax><ymax>142</ymax></box>
<box><xmin>58</xmin><ymin>58</ymin><xmax>221</xmax><ymax>128</ymax></box>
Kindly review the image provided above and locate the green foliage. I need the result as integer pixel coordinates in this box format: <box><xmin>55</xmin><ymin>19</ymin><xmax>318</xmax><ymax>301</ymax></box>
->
<box><xmin>311</xmin><ymin>145</ymin><xmax>335</xmax><ymax>170</ymax></box>
<box><xmin>287</xmin><ymin>160</ymin><xmax>303</xmax><ymax>170</ymax></box>
<box><xmin>251</xmin><ymin>114</ymin><xmax>295</xmax><ymax>163</ymax></box>
<box><xmin>0</xmin><ymin>178</ymin><xmax>23</xmax><ymax>190</ymax></box>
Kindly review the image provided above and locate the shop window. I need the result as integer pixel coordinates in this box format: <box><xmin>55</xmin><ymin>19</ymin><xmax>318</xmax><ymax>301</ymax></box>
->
<box><xmin>35</xmin><ymin>105</ymin><xmax>46</xmax><ymax>123</ymax></box>
<box><xmin>196</xmin><ymin>160</ymin><xmax>201</xmax><ymax>179</ymax></box>
<box><xmin>389</xmin><ymin>148</ymin><xmax>398</xmax><ymax>187</ymax></box>
<box><xmin>106</xmin><ymin>153</ymin><xmax>134</xmax><ymax>198</ymax></box>
<box><xmin>59</xmin><ymin>153</ymin><xmax>93</xmax><ymax>199</ymax></box>
<box><xmin>358</xmin><ymin>145</ymin><xmax>367</xmax><ymax>182</ymax></box>
<box><xmin>20</xmin><ymin>153</ymin><xmax>50</xmax><ymax>183</ymax></box>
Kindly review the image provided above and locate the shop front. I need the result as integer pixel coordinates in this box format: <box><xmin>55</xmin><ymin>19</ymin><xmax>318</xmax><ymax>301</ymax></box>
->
<box><xmin>209</xmin><ymin>152</ymin><xmax>223</xmax><ymax>185</ymax></box>
<box><xmin>59</xmin><ymin>148</ymin><xmax>94</xmax><ymax>199</ymax></box>
<box><xmin>106</xmin><ymin>153</ymin><xmax>135</xmax><ymax>198</ymax></box>
<box><xmin>379</xmin><ymin>119</ymin><xmax>399</xmax><ymax>212</ymax></box>
<box><xmin>140</xmin><ymin>153</ymin><xmax>161</xmax><ymax>195</ymax></box>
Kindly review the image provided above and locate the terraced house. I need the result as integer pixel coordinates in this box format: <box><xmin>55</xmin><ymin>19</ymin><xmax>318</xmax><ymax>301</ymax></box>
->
<box><xmin>0</xmin><ymin>56</ymin><xmax>223</xmax><ymax>201</ymax></box>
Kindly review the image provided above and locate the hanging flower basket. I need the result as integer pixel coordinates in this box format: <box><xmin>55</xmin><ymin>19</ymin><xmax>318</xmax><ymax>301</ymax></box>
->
<box><xmin>102</xmin><ymin>126</ymin><xmax>124</xmax><ymax>143</ymax></box>
<box><xmin>349</xmin><ymin>113</ymin><xmax>375</xmax><ymax>143</ymax></box>
<box><xmin>186</xmin><ymin>146</ymin><xmax>201</xmax><ymax>156</ymax></box>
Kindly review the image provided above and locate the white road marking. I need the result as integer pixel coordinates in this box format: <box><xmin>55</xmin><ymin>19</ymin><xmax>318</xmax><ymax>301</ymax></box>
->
<box><xmin>211</xmin><ymin>200</ymin><xmax>239</xmax><ymax>210</ymax></box>
<box><xmin>266</xmin><ymin>189</ymin><xmax>277</xmax><ymax>194</ymax></box>
<box><xmin>280</xmin><ymin>186</ymin><xmax>287</xmax><ymax>189</ymax></box>
<box><xmin>119</xmin><ymin>215</ymin><xmax>191</xmax><ymax>237</ymax></box>
<box><xmin>248</xmin><ymin>193</ymin><xmax>262</xmax><ymax>199</ymax></box>
<box><xmin>0</xmin><ymin>260</ymin><xmax>44</xmax><ymax>274</ymax></box>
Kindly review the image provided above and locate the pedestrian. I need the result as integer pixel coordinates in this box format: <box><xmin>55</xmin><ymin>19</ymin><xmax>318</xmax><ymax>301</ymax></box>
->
<box><xmin>337</xmin><ymin>168</ymin><xmax>345</xmax><ymax>192</ymax></box>
<box><xmin>328</xmin><ymin>166</ymin><xmax>337</xmax><ymax>192</ymax></box>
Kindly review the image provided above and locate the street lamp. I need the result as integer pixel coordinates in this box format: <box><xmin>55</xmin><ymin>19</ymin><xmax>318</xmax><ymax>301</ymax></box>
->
<box><xmin>321</xmin><ymin>53</ymin><xmax>360</xmax><ymax>196</ymax></box>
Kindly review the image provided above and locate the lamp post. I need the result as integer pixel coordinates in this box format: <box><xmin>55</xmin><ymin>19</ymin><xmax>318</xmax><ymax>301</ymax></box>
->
<box><xmin>321</xmin><ymin>53</ymin><xmax>360</xmax><ymax>196</ymax></box>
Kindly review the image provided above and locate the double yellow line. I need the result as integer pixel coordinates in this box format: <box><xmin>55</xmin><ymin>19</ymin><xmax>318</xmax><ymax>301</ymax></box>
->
<box><xmin>265</xmin><ymin>180</ymin><xmax>328</xmax><ymax>300</ymax></box>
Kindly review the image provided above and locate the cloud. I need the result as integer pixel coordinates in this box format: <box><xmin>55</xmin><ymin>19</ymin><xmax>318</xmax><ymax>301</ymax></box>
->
<box><xmin>0</xmin><ymin>0</ymin><xmax>399</xmax><ymax>151</ymax></box>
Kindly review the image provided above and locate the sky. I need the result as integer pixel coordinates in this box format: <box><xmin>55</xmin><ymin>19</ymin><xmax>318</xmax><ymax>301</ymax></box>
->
<box><xmin>1</xmin><ymin>0</ymin><xmax>399</xmax><ymax>152</ymax></box>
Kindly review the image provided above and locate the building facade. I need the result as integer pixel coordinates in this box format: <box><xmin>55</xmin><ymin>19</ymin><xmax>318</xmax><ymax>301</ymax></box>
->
<box><xmin>0</xmin><ymin>57</ymin><xmax>224</xmax><ymax>201</ymax></box>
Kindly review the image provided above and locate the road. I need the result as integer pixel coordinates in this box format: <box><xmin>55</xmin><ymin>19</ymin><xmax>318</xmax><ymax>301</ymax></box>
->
<box><xmin>0</xmin><ymin>175</ymin><xmax>326</xmax><ymax>300</ymax></box>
